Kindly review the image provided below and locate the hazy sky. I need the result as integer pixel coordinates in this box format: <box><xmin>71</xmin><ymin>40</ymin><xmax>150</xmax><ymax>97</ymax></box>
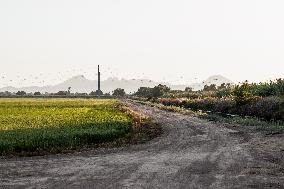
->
<box><xmin>0</xmin><ymin>0</ymin><xmax>284</xmax><ymax>87</ymax></box>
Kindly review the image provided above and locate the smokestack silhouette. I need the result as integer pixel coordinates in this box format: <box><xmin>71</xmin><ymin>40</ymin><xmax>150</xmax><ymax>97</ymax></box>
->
<box><xmin>98</xmin><ymin>65</ymin><xmax>101</xmax><ymax>92</ymax></box>
<box><xmin>94</xmin><ymin>65</ymin><xmax>103</xmax><ymax>96</ymax></box>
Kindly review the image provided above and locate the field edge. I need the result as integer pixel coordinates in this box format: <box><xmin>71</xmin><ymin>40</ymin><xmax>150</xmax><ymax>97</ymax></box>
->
<box><xmin>0</xmin><ymin>100</ymin><xmax>162</xmax><ymax>157</ymax></box>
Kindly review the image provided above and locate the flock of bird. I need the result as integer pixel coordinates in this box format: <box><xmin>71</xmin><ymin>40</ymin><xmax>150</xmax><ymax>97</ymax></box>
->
<box><xmin>0</xmin><ymin>66</ymin><xmax>202</xmax><ymax>88</ymax></box>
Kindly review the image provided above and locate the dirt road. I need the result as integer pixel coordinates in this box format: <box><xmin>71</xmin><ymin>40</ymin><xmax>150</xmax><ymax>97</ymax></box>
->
<box><xmin>1</xmin><ymin>102</ymin><xmax>283</xmax><ymax>189</ymax></box>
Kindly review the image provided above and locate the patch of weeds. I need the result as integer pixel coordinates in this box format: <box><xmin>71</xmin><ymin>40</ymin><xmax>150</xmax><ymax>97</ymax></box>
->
<box><xmin>204</xmin><ymin>114</ymin><xmax>284</xmax><ymax>134</ymax></box>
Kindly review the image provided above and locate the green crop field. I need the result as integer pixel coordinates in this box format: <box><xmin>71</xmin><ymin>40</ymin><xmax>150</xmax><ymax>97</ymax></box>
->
<box><xmin>0</xmin><ymin>98</ymin><xmax>132</xmax><ymax>155</ymax></box>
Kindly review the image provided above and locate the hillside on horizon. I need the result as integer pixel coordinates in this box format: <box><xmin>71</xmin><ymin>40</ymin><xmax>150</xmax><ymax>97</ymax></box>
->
<box><xmin>0</xmin><ymin>75</ymin><xmax>233</xmax><ymax>94</ymax></box>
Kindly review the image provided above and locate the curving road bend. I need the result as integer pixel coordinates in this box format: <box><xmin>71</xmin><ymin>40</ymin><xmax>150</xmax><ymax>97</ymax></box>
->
<box><xmin>0</xmin><ymin>102</ymin><xmax>283</xmax><ymax>189</ymax></box>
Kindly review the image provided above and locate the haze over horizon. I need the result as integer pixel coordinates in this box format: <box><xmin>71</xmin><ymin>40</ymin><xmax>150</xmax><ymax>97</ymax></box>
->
<box><xmin>1</xmin><ymin>0</ymin><xmax>284</xmax><ymax>88</ymax></box>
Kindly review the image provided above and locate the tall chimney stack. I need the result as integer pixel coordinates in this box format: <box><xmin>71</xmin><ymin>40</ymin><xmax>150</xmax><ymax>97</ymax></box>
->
<box><xmin>98</xmin><ymin>65</ymin><xmax>101</xmax><ymax>92</ymax></box>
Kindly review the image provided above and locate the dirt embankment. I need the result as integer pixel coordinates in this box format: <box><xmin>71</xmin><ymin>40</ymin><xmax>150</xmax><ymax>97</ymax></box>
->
<box><xmin>0</xmin><ymin>102</ymin><xmax>283</xmax><ymax>189</ymax></box>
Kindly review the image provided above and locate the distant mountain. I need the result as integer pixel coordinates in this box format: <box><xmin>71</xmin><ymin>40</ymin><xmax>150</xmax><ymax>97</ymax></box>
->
<box><xmin>0</xmin><ymin>75</ymin><xmax>169</xmax><ymax>94</ymax></box>
<box><xmin>0</xmin><ymin>75</ymin><xmax>233</xmax><ymax>93</ymax></box>
<box><xmin>205</xmin><ymin>75</ymin><xmax>233</xmax><ymax>85</ymax></box>
<box><xmin>188</xmin><ymin>75</ymin><xmax>234</xmax><ymax>91</ymax></box>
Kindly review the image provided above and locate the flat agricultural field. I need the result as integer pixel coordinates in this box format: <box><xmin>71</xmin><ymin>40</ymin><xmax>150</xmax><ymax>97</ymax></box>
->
<box><xmin>0</xmin><ymin>98</ymin><xmax>132</xmax><ymax>155</ymax></box>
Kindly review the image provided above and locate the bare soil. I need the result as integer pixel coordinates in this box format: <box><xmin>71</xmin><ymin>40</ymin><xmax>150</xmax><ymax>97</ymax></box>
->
<box><xmin>0</xmin><ymin>102</ymin><xmax>283</xmax><ymax>189</ymax></box>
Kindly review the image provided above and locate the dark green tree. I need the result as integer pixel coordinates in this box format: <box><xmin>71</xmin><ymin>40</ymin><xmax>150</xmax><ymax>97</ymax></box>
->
<box><xmin>16</xmin><ymin>91</ymin><xmax>26</xmax><ymax>96</ymax></box>
<box><xmin>34</xmin><ymin>92</ymin><xmax>41</xmax><ymax>96</ymax></box>
<box><xmin>152</xmin><ymin>84</ymin><xmax>171</xmax><ymax>98</ymax></box>
<box><xmin>185</xmin><ymin>87</ymin><xmax>193</xmax><ymax>92</ymax></box>
<box><xmin>113</xmin><ymin>88</ymin><xmax>126</xmax><ymax>97</ymax></box>
<box><xmin>203</xmin><ymin>84</ymin><xmax>217</xmax><ymax>91</ymax></box>
<box><xmin>135</xmin><ymin>87</ymin><xmax>153</xmax><ymax>97</ymax></box>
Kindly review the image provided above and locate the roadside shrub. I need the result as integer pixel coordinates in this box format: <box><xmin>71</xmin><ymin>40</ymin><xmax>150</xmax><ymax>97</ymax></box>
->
<box><xmin>235</xmin><ymin>96</ymin><xmax>284</xmax><ymax>120</ymax></box>
<box><xmin>155</xmin><ymin>98</ymin><xmax>183</xmax><ymax>107</ymax></box>
<box><xmin>216</xmin><ymin>88</ymin><xmax>232</xmax><ymax>98</ymax></box>
<box><xmin>233</xmin><ymin>82</ymin><xmax>253</xmax><ymax>105</ymax></box>
<box><xmin>183</xmin><ymin>98</ymin><xmax>217</xmax><ymax>111</ymax></box>
<box><xmin>213</xmin><ymin>98</ymin><xmax>236</xmax><ymax>113</ymax></box>
<box><xmin>250</xmin><ymin>79</ymin><xmax>284</xmax><ymax>97</ymax></box>
<box><xmin>250</xmin><ymin>82</ymin><xmax>276</xmax><ymax>97</ymax></box>
<box><xmin>148</xmin><ymin>96</ymin><xmax>284</xmax><ymax>121</ymax></box>
<box><xmin>113</xmin><ymin>88</ymin><xmax>126</xmax><ymax>97</ymax></box>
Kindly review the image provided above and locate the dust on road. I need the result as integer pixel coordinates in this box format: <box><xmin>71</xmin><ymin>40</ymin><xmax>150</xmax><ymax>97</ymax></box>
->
<box><xmin>1</xmin><ymin>102</ymin><xmax>283</xmax><ymax>189</ymax></box>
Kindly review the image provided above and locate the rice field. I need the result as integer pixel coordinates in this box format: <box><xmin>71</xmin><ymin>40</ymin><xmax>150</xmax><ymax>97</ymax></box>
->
<box><xmin>0</xmin><ymin>98</ymin><xmax>132</xmax><ymax>155</ymax></box>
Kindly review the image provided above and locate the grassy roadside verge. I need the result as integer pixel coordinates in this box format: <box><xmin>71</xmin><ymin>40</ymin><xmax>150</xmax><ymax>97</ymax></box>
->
<box><xmin>118</xmin><ymin>104</ymin><xmax>162</xmax><ymax>144</ymax></box>
<box><xmin>204</xmin><ymin>114</ymin><xmax>284</xmax><ymax>134</ymax></box>
<box><xmin>132</xmin><ymin>99</ymin><xmax>284</xmax><ymax>134</ymax></box>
